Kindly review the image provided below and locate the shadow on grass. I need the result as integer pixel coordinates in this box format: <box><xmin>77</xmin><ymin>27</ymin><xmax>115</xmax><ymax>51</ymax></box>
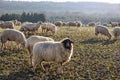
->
<box><xmin>0</xmin><ymin>69</ymin><xmax>35</xmax><ymax>80</ymax></box>
<box><xmin>80</xmin><ymin>38</ymin><xmax>117</xmax><ymax>45</ymax></box>
<box><xmin>0</xmin><ymin>66</ymin><xmax>62</xmax><ymax>80</ymax></box>
<box><xmin>80</xmin><ymin>38</ymin><xmax>103</xmax><ymax>44</ymax></box>
<box><xmin>102</xmin><ymin>39</ymin><xmax>117</xmax><ymax>45</ymax></box>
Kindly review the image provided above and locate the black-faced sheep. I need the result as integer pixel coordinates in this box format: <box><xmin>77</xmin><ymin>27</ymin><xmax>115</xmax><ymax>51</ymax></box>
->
<box><xmin>32</xmin><ymin>38</ymin><xmax>73</xmax><ymax>74</ymax></box>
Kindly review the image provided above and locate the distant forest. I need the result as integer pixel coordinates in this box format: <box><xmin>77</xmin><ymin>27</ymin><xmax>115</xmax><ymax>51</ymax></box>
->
<box><xmin>0</xmin><ymin>12</ymin><xmax>46</xmax><ymax>22</ymax></box>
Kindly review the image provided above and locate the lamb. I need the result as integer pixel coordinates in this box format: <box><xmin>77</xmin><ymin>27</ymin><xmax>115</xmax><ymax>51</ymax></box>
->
<box><xmin>25</xmin><ymin>35</ymin><xmax>54</xmax><ymax>64</ymax></box>
<box><xmin>20</xmin><ymin>22</ymin><xmax>41</xmax><ymax>34</ymax></box>
<box><xmin>32</xmin><ymin>38</ymin><xmax>73</xmax><ymax>74</ymax></box>
<box><xmin>41</xmin><ymin>23</ymin><xmax>57</xmax><ymax>35</ymax></box>
<box><xmin>112</xmin><ymin>27</ymin><xmax>120</xmax><ymax>38</ymax></box>
<box><xmin>1</xmin><ymin>29</ymin><xmax>26</xmax><ymax>50</ymax></box>
<box><xmin>95</xmin><ymin>25</ymin><xmax>111</xmax><ymax>39</ymax></box>
<box><xmin>0</xmin><ymin>21</ymin><xmax>14</xmax><ymax>29</ymax></box>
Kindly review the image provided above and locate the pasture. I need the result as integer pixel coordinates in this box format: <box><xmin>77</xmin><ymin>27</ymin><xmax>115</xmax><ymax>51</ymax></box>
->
<box><xmin>0</xmin><ymin>26</ymin><xmax>120</xmax><ymax>80</ymax></box>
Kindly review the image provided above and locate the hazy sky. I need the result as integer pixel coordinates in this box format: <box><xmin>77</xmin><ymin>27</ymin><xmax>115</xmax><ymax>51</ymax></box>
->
<box><xmin>7</xmin><ymin>0</ymin><xmax>120</xmax><ymax>4</ymax></box>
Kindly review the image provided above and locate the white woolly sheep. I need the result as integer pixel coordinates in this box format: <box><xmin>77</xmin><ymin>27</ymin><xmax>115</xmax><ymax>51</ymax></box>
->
<box><xmin>1</xmin><ymin>29</ymin><xmax>26</xmax><ymax>50</ymax></box>
<box><xmin>41</xmin><ymin>23</ymin><xmax>57</xmax><ymax>35</ymax></box>
<box><xmin>95</xmin><ymin>25</ymin><xmax>111</xmax><ymax>39</ymax></box>
<box><xmin>25</xmin><ymin>35</ymin><xmax>54</xmax><ymax>64</ymax></box>
<box><xmin>32</xmin><ymin>38</ymin><xmax>73</xmax><ymax>74</ymax></box>
<box><xmin>0</xmin><ymin>21</ymin><xmax>14</xmax><ymax>29</ymax></box>
<box><xmin>112</xmin><ymin>27</ymin><xmax>120</xmax><ymax>38</ymax></box>
<box><xmin>20</xmin><ymin>22</ymin><xmax>41</xmax><ymax>34</ymax></box>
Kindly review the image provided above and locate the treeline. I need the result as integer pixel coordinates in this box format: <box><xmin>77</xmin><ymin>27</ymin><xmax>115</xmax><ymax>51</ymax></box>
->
<box><xmin>48</xmin><ymin>12</ymin><xmax>120</xmax><ymax>24</ymax></box>
<box><xmin>0</xmin><ymin>12</ymin><xmax>46</xmax><ymax>22</ymax></box>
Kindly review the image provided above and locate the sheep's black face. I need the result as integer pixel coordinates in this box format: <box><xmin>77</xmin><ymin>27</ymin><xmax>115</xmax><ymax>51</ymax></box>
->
<box><xmin>62</xmin><ymin>38</ymin><xmax>73</xmax><ymax>50</ymax></box>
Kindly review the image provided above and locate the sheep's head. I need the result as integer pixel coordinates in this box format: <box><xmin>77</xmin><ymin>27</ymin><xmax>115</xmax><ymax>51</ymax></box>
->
<box><xmin>61</xmin><ymin>38</ymin><xmax>73</xmax><ymax>50</ymax></box>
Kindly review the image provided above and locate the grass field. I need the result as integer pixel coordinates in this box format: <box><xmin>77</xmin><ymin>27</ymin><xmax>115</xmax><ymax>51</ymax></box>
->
<box><xmin>0</xmin><ymin>26</ymin><xmax>120</xmax><ymax>80</ymax></box>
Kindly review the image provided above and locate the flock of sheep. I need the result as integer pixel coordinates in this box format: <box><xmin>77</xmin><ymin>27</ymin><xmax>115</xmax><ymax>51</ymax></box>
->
<box><xmin>0</xmin><ymin>20</ymin><xmax>120</xmax><ymax>74</ymax></box>
<box><xmin>0</xmin><ymin>20</ymin><xmax>74</xmax><ymax>74</ymax></box>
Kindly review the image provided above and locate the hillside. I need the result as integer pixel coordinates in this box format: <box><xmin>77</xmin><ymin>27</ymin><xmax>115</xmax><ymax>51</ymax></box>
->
<box><xmin>0</xmin><ymin>1</ymin><xmax>120</xmax><ymax>15</ymax></box>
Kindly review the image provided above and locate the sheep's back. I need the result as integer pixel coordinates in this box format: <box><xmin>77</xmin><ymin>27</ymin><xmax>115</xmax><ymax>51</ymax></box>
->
<box><xmin>95</xmin><ymin>26</ymin><xmax>109</xmax><ymax>34</ymax></box>
<box><xmin>33</xmin><ymin>42</ymin><xmax>64</xmax><ymax>62</ymax></box>
<box><xmin>1</xmin><ymin>29</ymin><xmax>25</xmax><ymax>42</ymax></box>
<box><xmin>113</xmin><ymin>27</ymin><xmax>120</xmax><ymax>34</ymax></box>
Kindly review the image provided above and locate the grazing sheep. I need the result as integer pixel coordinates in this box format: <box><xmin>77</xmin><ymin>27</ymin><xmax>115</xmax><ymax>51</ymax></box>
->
<box><xmin>109</xmin><ymin>22</ymin><xmax>118</xmax><ymax>27</ymax></box>
<box><xmin>67</xmin><ymin>22</ymin><xmax>76</xmax><ymax>27</ymax></box>
<box><xmin>95</xmin><ymin>25</ymin><xmax>111</xmax><ymax>39</ymax></box>
<box><xmin>0</xmin><ymin>21</ymin><xmax>14</xmax><ymax>29</ymax></box>
<box><xmin>20</xmin><ymin>22</ymin><xmax>41</xmax><ymax>34</ymax></box>
<box><xmin>76</xmin><ymin>21</ymin><xmax>82</xmax><ymax>27</ymax></box>
<box><xmin>87</xmin><ymin>22</ymin><xmax>96</xmax><ymax>27</ymax></box>
<box><xmin>62</xmin><ymin>22</ymin><xmax>67</xmax><ymax>26</ymax></box>
<box><xmin>112</xmin><ymin>27</ymin><xmax>120</xmax><ymax>38</ymax></box>
<box><xmin>55</xmin><ymin>21</ymin><xmax>63</xmax><ymax>27</ymax></box>
<box><xmin>1</xmin><ymin>29</ymin><xmax>26</xmax><ymax>50</ymax></box>
<box><xmin>25</xmin><ymin>35</ymin><xmax>54</xmax><ymax>64</ymax></box>
<box><xmin>41</xmin><ymin>23</ymin><xmax>57</xmax><ymax>35</ymax></box>
<box><xmin>32</xmin><ymin>38</ymin><xmax>73</xmax><ymax>74</ymax></box>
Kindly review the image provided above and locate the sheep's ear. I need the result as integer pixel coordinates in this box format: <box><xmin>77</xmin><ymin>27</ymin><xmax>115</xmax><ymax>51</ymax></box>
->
<box><xmin>70</xmin><ymin>40</ymin><xmax>73</xmax><ymax>44</ymax></box>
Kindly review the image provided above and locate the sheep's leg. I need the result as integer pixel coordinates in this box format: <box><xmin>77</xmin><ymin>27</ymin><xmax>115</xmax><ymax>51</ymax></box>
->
<box><xmin>32</xmin><ymin>61</ymin><xmax>37</xmax><ymax>72</ymax></box>
<box><xmin>40</xmin><ymin>62</ymin><xmax>46</xmax><ymax>72</ymax></box>
<box><xmin>30</xmin><ymin>54</ymin><xmax>32</xmax><ymax>65</ymax></box>
<box><xmin>1</xmin><ymin>43</ymin><xmax>4</xmax><ymax>50</ymax></box>
<box><xmin>114</xmin><ymin>33</ymin><xmax>118</xmax><ymax>39</ymax></box>
<box><xmin>57</xmin><ymin>63</ymin><xmax>63</xmax><ymax>74</ymax></box>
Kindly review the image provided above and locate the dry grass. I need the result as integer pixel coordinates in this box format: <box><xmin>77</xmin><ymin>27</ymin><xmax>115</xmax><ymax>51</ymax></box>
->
<box><xmin>0</xmin><ymin>26</ymin><xmax>120</xmax><ymax>80</ymax></box>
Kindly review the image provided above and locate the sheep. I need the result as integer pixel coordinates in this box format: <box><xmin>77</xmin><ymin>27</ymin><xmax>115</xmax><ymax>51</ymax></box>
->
<box><xmin>55</xmin><ymin>21</ymin><xmax>63</xmax><ymax>27</ymax></box>
<box><xmin>32</xmin><ymin>38</ymin><xmax>73</xmax><ymax>74</ymax></box>
<box><xmin>1</xmin><ymin>29</ymin><xmax>26</xmax><ymax>50</ymax></box>
<box><xmin>25</xmin><ymin>35</ymin><xmax>54</xmax><ymax>64</ymax></box>
<box><xmin>67</xmin><ymin>22</ymin><xmax>76</xmax><ymax>27</ymax></box>
<box><xmin>0</xmin><ymin>21</ymin><xmax>14</xmax><ymax>29</ymax></box>
<box><xmin>109</xmin><ymin>22</ymin><xmax>118</xmax><ymax>27</ymax></box>
<box><xmin>95</xmin><ymin>25</ymin><xmax>111</xmax><ymax>39</ymax></box>
<box><xmin>112</xmin><ymin>27</ymin><xmax>120</xmax><ymax>38</ymax></box>
<box><xmin>41</xmin><ymin>23</ymin><xmax>57</xmax><ymax>35</ymax></box>
<box><xmin>20</xmin><ymin>21</ymin><xmax>41</xmax><ymax>34</ymax></box>
<box><xmin>87</xmin><ymin>22</ymin><xmax>96</xmax><ymax>27</ymax></box>
<box><xmin>76</xmin><ymin>21</ymin><xmax>82</xmax><ymax>27</ymax></box>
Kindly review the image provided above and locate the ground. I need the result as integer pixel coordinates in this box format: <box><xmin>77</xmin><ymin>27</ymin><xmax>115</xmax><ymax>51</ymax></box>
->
<box><xmin>0</xmin><ymin>26</ymin><xmax>120</xmax><ymax>80</ymax></box>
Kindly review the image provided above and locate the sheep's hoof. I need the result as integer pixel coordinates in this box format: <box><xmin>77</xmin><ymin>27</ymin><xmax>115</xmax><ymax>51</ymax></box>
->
<box><xmin>57</xmin><ymin>67</ymin><xmax>63</xmax><ymax>74</ymax></box>
<box><xmin>32</xmin><ymin>68</ymin><xmax>36</xmax><ymax>73</ymax></box>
